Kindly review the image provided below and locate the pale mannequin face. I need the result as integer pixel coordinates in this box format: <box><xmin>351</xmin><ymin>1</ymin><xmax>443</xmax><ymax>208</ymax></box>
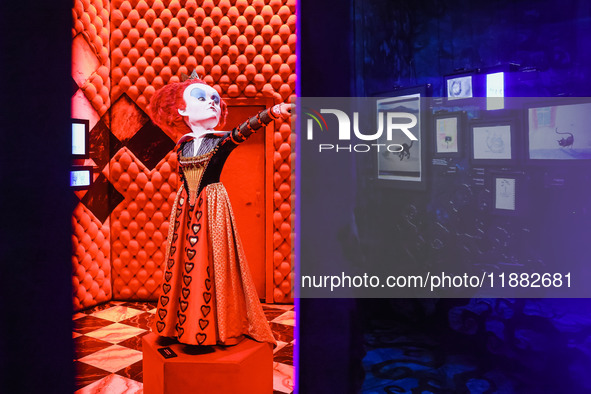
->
<box><xmin>178</xmin><ymin>83</ymin><xmax>222</xmax><ymax>131</ymax></box>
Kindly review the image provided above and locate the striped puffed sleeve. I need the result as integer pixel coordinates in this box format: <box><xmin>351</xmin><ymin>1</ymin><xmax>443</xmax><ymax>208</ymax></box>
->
<box><xmin>229</xmin><ymin>104</ymin><xmax>283</xmax><ymax>144</ymax></box>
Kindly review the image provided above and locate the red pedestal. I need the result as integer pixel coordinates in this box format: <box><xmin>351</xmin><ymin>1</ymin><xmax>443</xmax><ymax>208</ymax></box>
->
<box><xmin>142</xmin><ymin>333</ymin><xmax>273</xmax><ymax>394</ymax></box>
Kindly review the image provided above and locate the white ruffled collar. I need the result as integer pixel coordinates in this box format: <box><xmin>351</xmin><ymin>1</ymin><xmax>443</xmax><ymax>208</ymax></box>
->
<box><xmin>176</xmin><ymin>130</ymin><xmax>225</xmax><ymax>156</ymax></box>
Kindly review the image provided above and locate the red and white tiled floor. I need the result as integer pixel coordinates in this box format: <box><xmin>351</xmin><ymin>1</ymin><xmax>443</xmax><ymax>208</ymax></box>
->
<box><xmin>73</xmin><ymin>301</ymin><xmax>295</xmax><ymax>393</ymax></box>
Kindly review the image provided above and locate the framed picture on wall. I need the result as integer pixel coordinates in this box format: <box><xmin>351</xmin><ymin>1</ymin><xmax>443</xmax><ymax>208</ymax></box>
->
<box><xmin>375</xmin><ymin>85</ymin><xmax>430</xmax><ymax>190</ymax></box>
<box><xmin>469</xmin><ymin>118</ymin><xmax>518</xmax><ymax>166</ymax></box>
<box><xmin>490</xmin><ymin>171</ymin><xmax>526</xmax><ymax>216</ymax></box>
<box><xmin>432</xmin><ymin>111</ymin><xmax>464</xmax><ymax>158</ymax></box>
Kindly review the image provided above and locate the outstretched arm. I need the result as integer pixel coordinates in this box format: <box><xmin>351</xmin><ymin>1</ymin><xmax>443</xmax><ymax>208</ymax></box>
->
<box><xmin>230</xmin><ymin>103</ymin><xmax>291</xmax><ymax>144</ymax></box>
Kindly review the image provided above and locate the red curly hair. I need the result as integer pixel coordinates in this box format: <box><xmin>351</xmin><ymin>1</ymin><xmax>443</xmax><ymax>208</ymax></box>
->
<box><xmin>149</xmin><ymin>79</ymin><xmax>228</xmax><ymax>139</ymax></box>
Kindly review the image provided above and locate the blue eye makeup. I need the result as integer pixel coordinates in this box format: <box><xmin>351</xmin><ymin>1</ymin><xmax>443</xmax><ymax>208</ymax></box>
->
<box><xmin>190</xmin><ymin>87</ymin><xmax>207</xmax><ymax>100</ymax></box>
<box><xmin>190</xmin><ymin>87</ymin><xmax>220</xmax><ymax>105</ymax></box>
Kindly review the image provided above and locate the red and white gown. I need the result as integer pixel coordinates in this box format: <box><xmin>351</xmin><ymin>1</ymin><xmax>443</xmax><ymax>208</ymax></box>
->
<box><xmin>152</xmin><ymin>109</ymin><xmax>278</xmax><ymax>346</ymax></box>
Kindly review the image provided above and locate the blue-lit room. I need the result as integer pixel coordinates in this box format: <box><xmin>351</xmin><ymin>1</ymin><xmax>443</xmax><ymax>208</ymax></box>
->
<box><xmin>299</xmin><ymin>0</ymin><xmax>591</xmax><ymax>392</ymax></box>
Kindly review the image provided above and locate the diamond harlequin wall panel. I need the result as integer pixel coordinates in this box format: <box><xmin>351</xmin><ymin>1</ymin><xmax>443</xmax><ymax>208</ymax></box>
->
<box><xmin>72</xmin><ymin>0</ymin><xmax>111</xmax><ymax>117</ymax></box>
<box><xmin>107</xmin><ymin>147</ymin><xmax>178</xmax><ymax>299</ymax></box>
<box><xmin>72</xmin><ymin>0</ymin><xmax>295</xmax><ymax>309</ymax></box>
<box><xmin>72</xmin><ymin>0</ymin><xmax>113</xmax><ymax>311</ymax></box>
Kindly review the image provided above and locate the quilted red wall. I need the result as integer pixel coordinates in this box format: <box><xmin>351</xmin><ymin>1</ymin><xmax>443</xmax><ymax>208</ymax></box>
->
<box><xmin>71</xmin><ymin>0</ymin><xmax>295</xmax><ymax>311</ymax></box>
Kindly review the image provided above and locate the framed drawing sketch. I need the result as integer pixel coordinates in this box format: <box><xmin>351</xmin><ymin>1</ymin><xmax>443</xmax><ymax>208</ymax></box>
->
<box><xmin>489</xmin><ymin>171</ymin><xmax>527</xmax><ymax>216</ymax></box>
<box><xmin>376</xmin><ymin>85</ymin><xmax>430</xmax><ymax>190</ymax></box>
<box><xmin>469</xmin><ymin>118</ymin><xmax>517</xmax><ymax>166</ymax></box>
<box><xmin>432</xmin><ymin>111</ymin><xmax>464</xmax><ymax>158</ymax></box>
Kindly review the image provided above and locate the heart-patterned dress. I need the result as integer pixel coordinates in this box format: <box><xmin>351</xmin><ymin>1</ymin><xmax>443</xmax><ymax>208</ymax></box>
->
<box><xmin>152</xmin><ymin>111</ymin><xmax>277</xmax><ymax>347</ymax></box>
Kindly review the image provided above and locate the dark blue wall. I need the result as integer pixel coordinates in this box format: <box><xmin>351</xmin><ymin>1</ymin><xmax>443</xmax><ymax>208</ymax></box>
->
<box><xmin>356</xmin><ymin>0</ymin><xmax>591</xmax><ymax>97</ymax></box>
<box><xmin>297</xmin><ymin>0</ymin><xmax>591</xmax><ymax>391</ymax></box>
<box><xmin>353</xmin><ymin>0</ymin><xmax>591</xmax><ymax>391</ymax></box>
<box><xmin>354</xmin><ymin>0</ymin><xmax>591</xmax><ymax>285</ymax></box>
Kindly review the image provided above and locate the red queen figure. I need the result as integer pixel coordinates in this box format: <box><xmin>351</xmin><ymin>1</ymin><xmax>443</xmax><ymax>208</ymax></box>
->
<box><xmin>148</xmin><ymin>73</ymin><xmax>290</xmax><ymax>346</ymax></box>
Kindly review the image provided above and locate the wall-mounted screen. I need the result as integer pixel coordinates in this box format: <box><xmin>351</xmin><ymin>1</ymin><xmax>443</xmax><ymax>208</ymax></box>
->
<box><xmin>70</xmin><ymin>166</ymin><xmax>93</xmax><ymax>190</ymax></box>
<box><xmin>72</xmin><ymin>118</ymin><xmax>90</xmax><ymax>159</ymax></box>
<box><xmin>446</xmin><ymin>75</ymin><xmax>473</xmax><ymax>99</ymax></box>
<box><xmin>486</xmin><ymin>72</ymin><xmax>505</xmax><ymax>110</ymax></box>
<box><xmin>527</xmin><ymin>101</ymin><xmax>591</xmax><ymax>162</ymax></box>
<box><xmin>486</xmin><ymin>72</ymin><xmax>505</xmax><ymax>97</ymax></box>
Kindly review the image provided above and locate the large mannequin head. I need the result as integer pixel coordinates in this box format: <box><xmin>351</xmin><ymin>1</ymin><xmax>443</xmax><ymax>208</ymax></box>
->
<box><xmin>149</xmin><ymin>79</ymin><xmax>228</xmax><ymax>139</ymax></box>
<box><xmin>178</xmin><ymin>83</ymin><xmax>222</xmax><ymax>130</ymax></box>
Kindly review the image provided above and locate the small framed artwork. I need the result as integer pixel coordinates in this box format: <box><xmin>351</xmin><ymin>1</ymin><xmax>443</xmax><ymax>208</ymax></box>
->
<box><xmin>72</xmin><ymin>118</ymin><xmax>90</xmax><ymax>159</ymax></box>
<box><xmin>490</xmin><ymin>171</ymin><xmax>526</xmax><ymax>216</ymax></box>
<box><xmin>432</xmin><ymin>111</ymin><xmax>464</xmax><ymax>158</ymax></box>
<box><xmin>375</xmin><ymin>85</ymin><xmax>430</xmax><ymax>190</ymax></box>
<box><xmin>70</xmin><ymin>166</ymin><xmax>93</xmax><ymax>190</ymax></box>
<box><xmin>469</xmin><ymin>118</ymin><xmax>517</xmax><ymax>166</ymax></box>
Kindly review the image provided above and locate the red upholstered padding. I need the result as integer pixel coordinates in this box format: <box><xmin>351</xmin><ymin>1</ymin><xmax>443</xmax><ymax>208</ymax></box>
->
<box><xmin>72</xmin><ymin>0</ymin><xmax>111</xmax><ymax>116</ymax></box>
<box><xmin>72</xmin><ymin>0</ymin><xmax>295</xmax><ymax>308</ymax></box>
<box><xmin>273</xmin><ymin>121</ymin><xmax>292</xmax><ymax>302</ymax></box>
<box><xmin>72</xmin><ymin>0</ymin><xmax>111</xmax><ymax>311</ymax></box>
<box><xmin>107</xmin><ymin>148</ymin><xmax>178</xmax><ymax>300</ymax></box>
<box><xmin>72</xmin><ymin>202</ymin><xmax>112</xmax><ymax>310</ymax></box>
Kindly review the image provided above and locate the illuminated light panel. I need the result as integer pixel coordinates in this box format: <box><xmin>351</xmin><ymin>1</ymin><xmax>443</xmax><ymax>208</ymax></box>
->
<box><xmin>72</xmin><ymin>122</ymin><xmax>87</xmax><ymax>156</ymax></box>
<box><xmin>487</xmin><ymin>71</ymin><xmax>505</xmax><ymax>110</ymax></box>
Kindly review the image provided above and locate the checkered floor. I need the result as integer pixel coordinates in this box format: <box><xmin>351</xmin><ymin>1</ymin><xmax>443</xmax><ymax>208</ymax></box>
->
<box><xmin>73</xmin><ymin>301</ymin><xmax>295</xmax><ymax>393</ymax></box>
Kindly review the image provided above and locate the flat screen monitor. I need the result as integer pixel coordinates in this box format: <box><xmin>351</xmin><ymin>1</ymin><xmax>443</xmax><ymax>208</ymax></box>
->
<box><xmin>446</xmin><ymin>74</ymin><xmax>473</xmax><ymax>99</ymax></box>
<box><xmin>486</xmin><ymin>71</ymin><xmax>505</xmax><ymax>110</ymax></box>
<box><xmin>70</xmin><ymin>166</ymin><xmax>93</xmax><ymax>190</ymax></box>
<box><xmin>72</xmin><ymin>118</ymin><xmax>89</xmax><ymax>159</ymax></box>
<box><xmin>527</xmin><ymin>101</ymin><xmax>591</xmax><ymax>162</ymax></box>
